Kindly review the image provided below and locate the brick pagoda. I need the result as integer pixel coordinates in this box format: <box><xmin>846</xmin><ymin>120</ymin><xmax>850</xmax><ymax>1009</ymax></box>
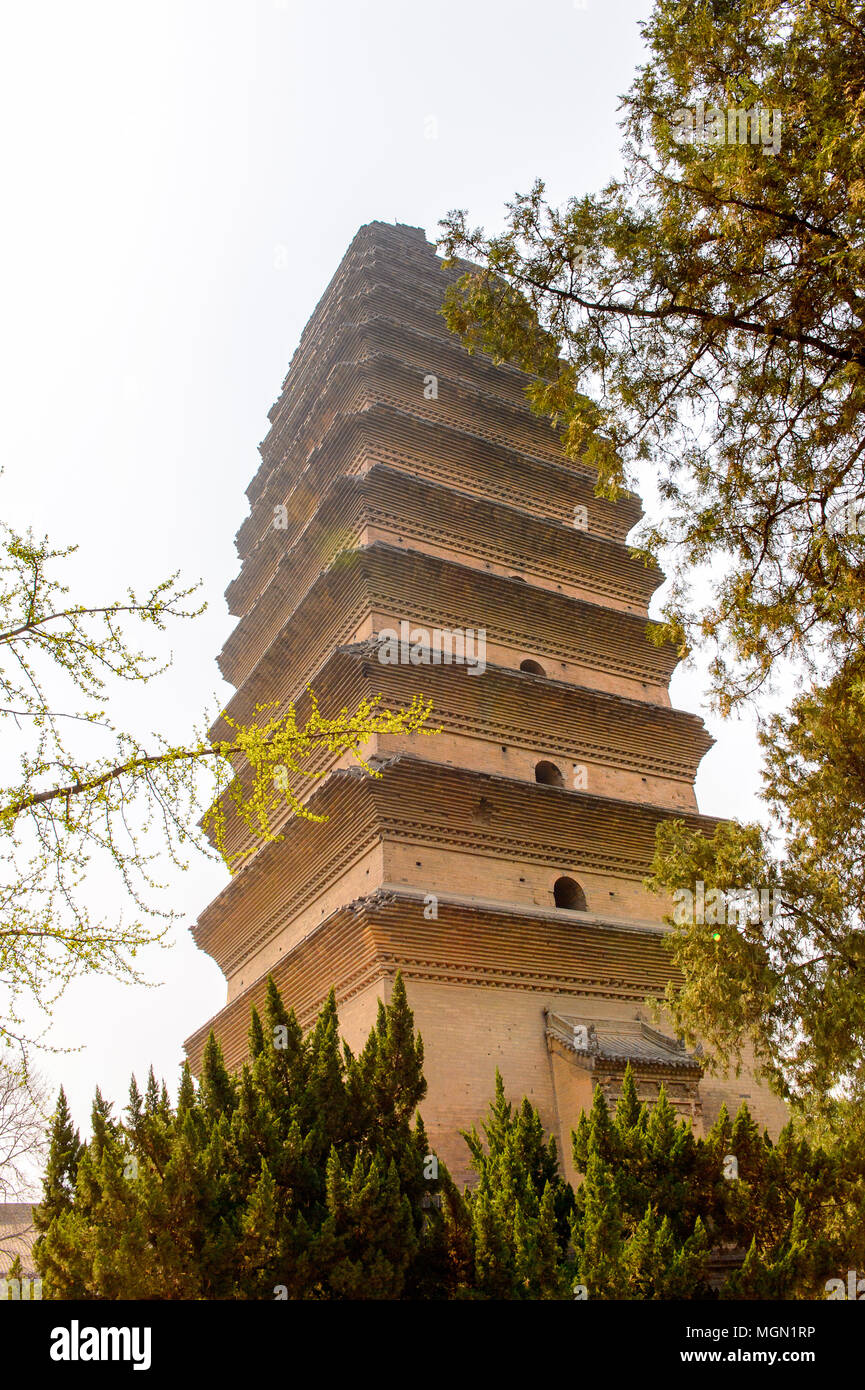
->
<box><xmin>185</xmin><ymin>221</ymin><xmax>786</xmax><ymax>1183</ymax></box>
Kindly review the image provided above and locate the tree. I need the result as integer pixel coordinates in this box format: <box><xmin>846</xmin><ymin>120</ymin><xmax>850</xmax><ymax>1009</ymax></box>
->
<box><xmin>35</xmin><ymin>1037</ymin><xmax>865</xmax><ymax>1299</ymax></box>
<box><xmin>34</xmin><ymin>972</ymin><xmax>466</xmax><ymax>1300</ymax></box>
<box><xmin>570</xmin><ymin>1066</ymin><xmax>865</xmax><ymax>1299</ymax></box>
<box><xmin>575</xmin><ymin>1152</ymin><xmax>628</xmax><ymax>1298</ymax></box>
<box><xmin>0</xmin><ymin>1059</ymin><xmax>48</xmax><ymax>1274</ymax></box>
<box><xmin>461</xmin><ymin>1071</ymin><xmax>573</xmax><ymax>1298</ymax></box>
<box><xmin>30</xmin><ymin>1085</ymin><xmax>83</xmax><ymax>1296</ymax></box>
<box><xmin>0</xmin><ymin>1060</ymin><xmax>47</xmax><ymax>1203</ymax></box>
<box><xmin>571</xmin><ymin>1071</ymin><xmax>712</xmax><ymax>1299</ymax></box>
<box><xmin>438</xmin><ymin>0</ymin><xmax>865</xmax><ymax>1114</ymax></box>
<box><xmin>0</xmin><ymin>521</ymin><xmax>436</xmax><ymax>1059</ymax></box>
<box><xmin>646</xmin><ymin>800</ymin><xmax>865</xmax><ymax>1106</ymax></box>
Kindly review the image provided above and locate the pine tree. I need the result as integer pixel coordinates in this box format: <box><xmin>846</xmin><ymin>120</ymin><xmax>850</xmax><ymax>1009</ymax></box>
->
<box><xmin>573</xmin><ymin>1072</ymin><xmax>716</xmax><ymax>1298</ymax></box>
<box><xmin>575</xmin><ymin>1152</ymin><xmax>626</xmax><ymax>1298</ymax></box>
<box><xmin>463</xmin><ymin>1071</ymin><xmax>573</xmax><ymax>1298</ymax></box>
<box><xmin>33</xmin><ymin>1088</ymin><xmax>80</xmax><ymax>1231</ymax></box>
<box><xmin>32</xmin><ymin>1087</ymin><xmax>84</xmax><ymax>1298</ymax></box>
<box><xmin>34</xmin><ymin>973</ymin><xmax>453</xmax><ymax>1299</ymax></box>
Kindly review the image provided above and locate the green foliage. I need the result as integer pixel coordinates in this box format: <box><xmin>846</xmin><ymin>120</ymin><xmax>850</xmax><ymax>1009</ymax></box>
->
<box><xmin>462</xmin><ymin>1071</ymin><xmax>573</xmax><ymax>1298</ymax></box>
<box><xmin>32</xmin><ymin>1086</ymin><xmax>82</xmax><ymax>1293</ymax></box>
<box><xmin>34</xmin><ymin>1040</ymin><xmax>865</xmax><ymax>1299</ymax></box>
<box><xmin>34</xmin><ymin>973</ymin><xmax>466</xmax><ymax>1300</ymax></box>
<box><xmin>646</xmin><ymin>807</ymin><xmax>865</xmax><ymax>1108</ymax></box>
<box><xmin>0</xmin><ymin>521</ymin><xmax>436</xmax><ymax>1059</ymax></box>
<box><xmin>441</xmin><ymin>0</ymin><xmax>865</xmax><ymax>702</ymax></box>
<box><xmin>570</xmin><ymin>1066</ymin><xmax>865</xmax><ymax>1299</ymax></box>
<box><xmin>3</xmin><ymin>1252</ymin><xmax>41</xmax><ymax>1299</ymax></box>
<box><xmin>571</xmin><ymin>1070</ymin><xmax>710</xmax><ymax>1299</ymax></box>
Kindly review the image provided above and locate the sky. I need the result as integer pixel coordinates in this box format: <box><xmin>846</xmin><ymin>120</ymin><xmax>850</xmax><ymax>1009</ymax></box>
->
<box><xmin>0</xmin><ymin>0</ymin><xmax>774</xmax><ymax>1141</ymax></box>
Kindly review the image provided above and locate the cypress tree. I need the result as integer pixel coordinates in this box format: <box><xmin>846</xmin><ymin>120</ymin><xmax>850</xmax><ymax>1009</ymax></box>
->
<box><xmin>247</xmin><ymin>1007</ymin><xmax>265</xmax><ymax>1060</ymax></box>
<box><xmin>37</xmin><ymin>984</ymin><xmax>865</xmax><ymax>1299</ymax></box>
<box><xmin>576</xmin><ymin>1152</ymin><xmax>626</xmax><ymax>1298</ymax></box>
<box><xmin>463</xmin><ymin>1071</ymin><xmax>573</xmax><ymax>1298</ymax></box>
<box><xmin>33</xmin><ymin>1088</ymin><xmax>81</xmax><ymax>1232</ymax></box>
<box><xmin>32</xmin><ymin>1092</ymin><xmax>84</xmax><ymax>1299</ymax></box>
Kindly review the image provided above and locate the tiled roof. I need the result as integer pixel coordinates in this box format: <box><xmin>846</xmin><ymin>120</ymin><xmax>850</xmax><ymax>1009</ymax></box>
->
<box><xmin>0</xmin><ymin>1203</ymin><xmax>36</xmax><ymax>1275</ymax></box>
<box><xmin>547</xmin><ymin>1012</ymin><xmax>703</xmax><ymax>1072</ymax></box>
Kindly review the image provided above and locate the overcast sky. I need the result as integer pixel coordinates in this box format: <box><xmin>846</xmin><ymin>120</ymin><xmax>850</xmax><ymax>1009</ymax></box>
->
<box><xmin>0</xmin><ymin>0</ymin><xmax>773</xmax><ymax>1138</ymax></box>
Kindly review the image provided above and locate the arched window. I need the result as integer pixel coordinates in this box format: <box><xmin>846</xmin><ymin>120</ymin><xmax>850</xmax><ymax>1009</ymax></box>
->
<box><xmin>535</xmin><ymin>760</ymin><xmax>564</xmax><ymax>787</ymax></box>
<box><xmin>520</xmin><ymin>659</ymin><xmax>545</xmax><ymax>676</ymax></box>
<box><xmin>554</xmin><ymin>876</ymin><xmax>587</xmax><ymax>911</ymax></box>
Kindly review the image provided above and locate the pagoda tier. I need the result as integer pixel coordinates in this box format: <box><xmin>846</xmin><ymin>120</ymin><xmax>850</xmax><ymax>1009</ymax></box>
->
<box><xmin>248</xmin><ymin>226</ymin><xmax>540</xmax><ymax>491</ymax></box>
<box><xmin>184</xmin><ymin>888</ymin><xmax>766</xmax><ymax>1181</ymax></box>
<box><xmin>231</xmin><ymin>404</ymin><xmax>641</xmax><ymax>616</ymax></box>
<box><xmin>217</xmin><ymin>544</ymin><xmax>677</xmax><ymax>725</ymax></box>
<box><xmin>209</xmin><ymin>640</ymin><xmax>712</xmax><ymax>866</ymax></box>
<box><xmin>186</xmin><ymin>890</ymin><xmax>680</xmax><ymax>1074</ymax></box>
<box><xmin>186</xmin><ymin>221</ymin><xmax>789</xmax><ymax>1181</ymax></box>
<box><xmin>250</xmin><ymin>350</ymin><xmax>593</xmax><ymax>517</ymax></box>
<box><xmin>194</xmin><ymin>754</ymin><xmax>718</xmax><ymax>989</ymax></box>
<box><xmin>220</xmin><ymin>467</ymin><xmax>660</xmax><ymax>688</ymax></box>
<box><xmin>259</xmin><ymin>315</ymin><xmax>552</xmax><ymax>468</ymax></box>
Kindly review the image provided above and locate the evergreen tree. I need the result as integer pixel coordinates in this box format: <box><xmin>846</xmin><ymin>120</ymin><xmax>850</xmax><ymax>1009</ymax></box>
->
<box><xmin>35</xmin><ymin>971</ymin><xmax>462</xmax><ymax>1300</ymax></box>
<box><xmin>32</xmin><ymin>1087</ymin><xmax>84</xmax><ymax>1298</ymax></box>
<box><xmin>462</xmin><ymin>1071</ymin><xmax>573</xmax><ymax>1298</ymax></box>
<box><xmin>574</xmin><ymin>1151</ymin><xmax>626</xmax><ymax>1298</ymax></box>
<box><xmin>569</xmin><ymin>1067</ymin><xmax>861</xmax><ymax>1299</ymax></box>
<box><xmin>33</xmin><ymin>1088</ymin><xmax>80</xmax><ymax>1231</ymax></box>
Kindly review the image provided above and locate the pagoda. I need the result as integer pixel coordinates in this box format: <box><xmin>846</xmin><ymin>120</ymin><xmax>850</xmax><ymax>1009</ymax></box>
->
<box><xmin>185</xmin><ymin>221</ymin><xmax>787</xmax><ymax>1183</ymax></box>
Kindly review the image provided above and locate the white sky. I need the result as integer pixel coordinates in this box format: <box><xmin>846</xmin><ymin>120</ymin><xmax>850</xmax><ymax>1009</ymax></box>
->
<box><xmin>0</xmin><ymin>0</ymin><xmax>772</xmax><ymax>1138</ymax></box>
